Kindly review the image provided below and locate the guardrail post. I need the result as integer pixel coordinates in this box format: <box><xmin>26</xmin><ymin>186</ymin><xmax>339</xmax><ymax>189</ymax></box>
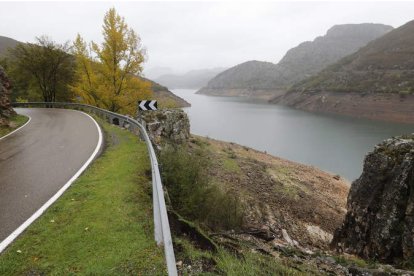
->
<box><xmin>152</xmin><ymin>169</ymin><xmax>163</xmax><ymax>244</ymax></box>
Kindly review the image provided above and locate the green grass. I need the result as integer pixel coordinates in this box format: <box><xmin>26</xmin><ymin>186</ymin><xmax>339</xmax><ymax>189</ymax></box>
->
<box><xmin>267</xmin><ymin>167</ymin><xmax>310</xmax><ymax>200</ymax></box>
<box><xmin>332</xmin><ymin>254</ymin><xmax>376</xmax><ymax>269</ymax></box>
<box><xmin>0</xmin><ymin>120</ymin><xmax>166</xmax><ymax>275</ymax></box>
<box><xmin>222</xmin><ymin>158</ymin><xmax>241</xmax><ymax>173</ymax></box>
<box><xmin>0</xmin><ymin>114</ymin><xmax>29</xmax><ymax>138</ymax></box>
<box><xmin>174</xmin><ymin>237</ymin><xmax>314</xmax><ymax>276</ymax></box>
<box><xmin>216</xmin><ymin>250</ymin><xmax>305</xmax><ymax>276</ymax></box>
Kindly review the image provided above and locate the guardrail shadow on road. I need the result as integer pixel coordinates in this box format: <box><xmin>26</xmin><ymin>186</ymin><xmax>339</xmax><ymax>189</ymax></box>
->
<box><xmin>12</xmin><ymin>102</ymin><xmax>177</xmax><ymax>276</ymax></box>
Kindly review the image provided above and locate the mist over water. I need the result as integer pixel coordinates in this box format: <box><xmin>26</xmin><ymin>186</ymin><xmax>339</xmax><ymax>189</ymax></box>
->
<box><xmin>173</xmin><ymin>89</ymin><xmax>414</xmax><ymax>182</ymax></box>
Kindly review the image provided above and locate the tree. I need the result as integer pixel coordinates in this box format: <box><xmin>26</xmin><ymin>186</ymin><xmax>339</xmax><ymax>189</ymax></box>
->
<box><xmin>71</xmin><ymin>8</ymin><xmax>152</xmax><ymax>114</ymax></box>
<box><xmin>6</xmin><ymin>36</ymin><xmax>74</xmax><ymax>102</ymax></box>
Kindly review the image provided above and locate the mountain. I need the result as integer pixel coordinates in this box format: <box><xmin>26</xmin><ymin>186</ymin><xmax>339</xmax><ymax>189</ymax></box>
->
<box><xmin>197</xmin><ymin>23</ymin><xmax>393</xmax><ymax>100</ymax></box>
<box><xmin>143</xmin><ymin>78</ymin><xmax>190</xmax><ymax>108</ymax></box>
<box><xmin>144</xmin><ymin>66</ymin><xmax>174</xmax><ymax>80</ymax></box>
<box><xmin>275</xmin><ymin>20</ymin><xmax>414</xmax><ymax>123</ymax></box>
<box><xmin>197</xmin><ymin>61</ymin><xmax>285</xmax><ymax>100</ymax></box>
<box><xmin>0</xmin><ymin>35</ymin><xmax>189</xmax><ymax>108</ymax></box>
<box><xmin>0</xmin><ymin>36</ymin><xmax>20</xmax><ymax>56</ymax></box>
<box><xmin>155</xmin><ymin>67</ymin><xmax>226</xmax><ymax>89</ymax></box>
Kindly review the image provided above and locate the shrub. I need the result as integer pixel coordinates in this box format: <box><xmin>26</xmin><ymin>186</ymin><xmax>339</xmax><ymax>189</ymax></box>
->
<box><xmin>160</xmin><ymin>145</ymin><xmax>244</xmax><ymax>230</ymax></box>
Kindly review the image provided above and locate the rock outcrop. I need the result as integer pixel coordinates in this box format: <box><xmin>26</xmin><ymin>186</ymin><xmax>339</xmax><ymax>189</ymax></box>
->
<box><xmin>332</xmin><ymin>135</ymin><xmax>414</xmax><ymax>264</ymax></box>
<box><xmin>140</xmin><ymin>109</ymin><xmax>190</xmax><ymax>148</ymax></box>
<box><xmin>0</xmin><ymin>66</ymin><xmax>15</xmax><ymax>126</ymax></box>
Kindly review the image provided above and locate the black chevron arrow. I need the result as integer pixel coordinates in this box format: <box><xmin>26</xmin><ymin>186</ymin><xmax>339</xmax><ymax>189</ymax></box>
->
<box><xmin>138</xmin><ymin>100</ymin><xmax>158</xmax><ymax>111</ymax></box>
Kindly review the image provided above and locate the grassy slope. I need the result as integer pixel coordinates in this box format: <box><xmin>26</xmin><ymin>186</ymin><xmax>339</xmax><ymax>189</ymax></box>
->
<box><xmin>171</xmin><ymin>136</ymin><xmax>388</xmax><ymax>275</ymax></box>
<box><xmin>190</xmin><ymin>135</ymin><xmax>349</xmax><ymax>248</ymax></box>
<box><xmin>0</xmin><ymin>120</ymin><xmax>165</xmax><ymax>275</ymax></box>
<box><xmin>0</xmin><ymin>114</ymin><xmax>28</xmax><ymax>138</ymax></box>
<box><xmin>170</xmin><ymin>136</ymin><xmax>350</xmax><ymax>275</ymax></box>
<box><xmin>174</xmin><ymin>236</ymin><xmax>310</xmax><ymax>275</ymax></box>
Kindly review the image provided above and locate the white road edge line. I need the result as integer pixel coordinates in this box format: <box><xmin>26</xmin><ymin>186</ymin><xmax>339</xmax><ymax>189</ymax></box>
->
<box><xmin>0</xmin><ymin>111</ymin><xmax>103</xmax><ymax>253</ymax></box>
<box><xmin>0</xmin><ymin>115</ymin><xmax>32</xmax><ymax>141</ymax></box>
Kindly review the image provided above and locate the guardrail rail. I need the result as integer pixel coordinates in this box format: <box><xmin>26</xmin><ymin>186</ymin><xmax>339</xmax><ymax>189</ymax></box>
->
<box><xmin>12</xmin><ymin>102</ymin><xmax>178</xmax><ymax>276</ymax></box>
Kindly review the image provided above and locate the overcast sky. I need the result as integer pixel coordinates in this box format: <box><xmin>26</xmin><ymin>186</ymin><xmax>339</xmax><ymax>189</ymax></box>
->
<box><xmin>1</xmin><ymin>1</ymin><xmax>413</xmax><ymax>78</ymax></box>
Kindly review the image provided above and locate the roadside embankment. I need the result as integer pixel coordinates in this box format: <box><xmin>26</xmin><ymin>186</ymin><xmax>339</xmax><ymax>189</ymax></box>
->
<box><xmin>0</xmin><ymin>119</ymin><xmax>165</xmax><ymax>275</ymax></box>
<box><xmin>0</xmin><ymin>114</ymin><xmax>28</xmax><ymax>138</ymax></box>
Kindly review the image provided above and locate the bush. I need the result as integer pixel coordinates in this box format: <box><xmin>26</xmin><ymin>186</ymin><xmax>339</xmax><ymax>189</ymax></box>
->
<box><xmin>160</xmin><ymin>145</ymin><xmax>244</xmax><ymax>230</ymax></box>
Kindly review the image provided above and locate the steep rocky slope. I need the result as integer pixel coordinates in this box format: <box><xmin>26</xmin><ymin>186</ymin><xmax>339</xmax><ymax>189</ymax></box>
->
<box><xmin>277</xmin><ymin>24</ymin><xmax>393</xmax><ymax>84</ymax></box>
<box><xmin>198</xmin><ymin>136</ymin><xmax>349</xmax><ymax>250</ymax></box>
<box><xmin>332</xmin><ymin>135</ymin><xmax>414</xmax><ymax>266</ymax></box>
<box><xmin>275</xmin><ymin>20</ymin><xmax>414</xmax><ymax>123</ymax></box>
<box><xmin>198</xmin><ymin>23</ymin><xmax>392</xmax><ymax>100</ymax></box>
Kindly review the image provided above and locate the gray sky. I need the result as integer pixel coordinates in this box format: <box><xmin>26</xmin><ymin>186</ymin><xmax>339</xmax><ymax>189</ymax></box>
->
<box><xmin>1</xmin><ymin>1</ymin><xmax>413</xmax><ymax>78</ymax></box>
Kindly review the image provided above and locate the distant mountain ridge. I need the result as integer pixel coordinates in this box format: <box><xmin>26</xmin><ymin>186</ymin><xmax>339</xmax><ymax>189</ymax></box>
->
<box><xmin>285</xmin><ymin>20</ymin><xmax>414</xmax><ymax>94</ymax></box>
<box><xmin>155</xmin><ymin>67</ymin><xmax>227</xmax><ymax>89</ymax></box>
<box><xmin>197</xmin><ymin>23</ymin><xmax>393</xmax><ymax>99</ymax></box>
<box><xmin>276</xmin><ymin>23</ymin><xmax>394</xmax><ymax>84</ymax></box>
<box><xmin>201</xmin><ymin>61</ymin><xmax>279</xmax><ymax>90</ymax></box>
<box><xmin>274</xmin><ymin>20</ymin><xmax>414</xmax><ymax>123</ymax></box>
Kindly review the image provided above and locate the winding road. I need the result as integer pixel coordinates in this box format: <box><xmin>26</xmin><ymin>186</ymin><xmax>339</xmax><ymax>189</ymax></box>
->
<box><xmin>0</xmin><ymin>108</ymin><xmax>101</xmax><ymax>242</ymax></box>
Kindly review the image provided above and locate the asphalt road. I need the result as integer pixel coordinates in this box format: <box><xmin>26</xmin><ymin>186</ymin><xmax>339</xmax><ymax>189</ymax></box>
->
<box><xmin>0</xmin><ymin>108</ymin><xmax>101</xmax><ymax>241</ymax></box>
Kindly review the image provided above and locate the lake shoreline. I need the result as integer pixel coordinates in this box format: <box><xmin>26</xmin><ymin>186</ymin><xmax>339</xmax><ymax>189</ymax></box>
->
<box><xmin>273</xmin><ymin>90</ymin><xmax>414</xmax><ymax>124</ymax></box>
<box><xmin>172</xmin><ymin>89</ymin><xmax>414</xmax><ymax>181</ymax></box>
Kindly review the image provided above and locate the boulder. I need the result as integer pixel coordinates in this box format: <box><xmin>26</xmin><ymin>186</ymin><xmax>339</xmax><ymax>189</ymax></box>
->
<box><xmin>0</xmin><ymin>66</ymin><xmax>15</xmax><ymax>126</ymax></box>
<box><xmin>139</xmin><ymin>109</ymin><xmax>190</xmax><ymax>148</ymax></box>
<box><xmin>332</xmin><ymin>135</ymin><xmax>414</xmax><ymax>264</ymax></box>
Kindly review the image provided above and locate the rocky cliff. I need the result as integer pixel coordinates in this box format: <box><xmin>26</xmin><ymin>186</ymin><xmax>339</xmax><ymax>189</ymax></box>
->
<box><xmin>0</xmin><ymin>66</ymin><xmax>15</xmax><ymax>126</ymax></box>
<box><xmin>332</xmin><ymin>135</ymin><xmax>414</xmax><ymax>265</ymax></box>
<box><xmin>275</xmin><ymin>20</ymin><xmax>414</xmax><ymax>123</ymax></box>
<box><xmin>140</xmin><ymin>109</ymin><xmax>190</xmax><ymax>148</ymax></box>
<box><xmin>198</xmin><ymin>23</ymin><xmax>392</xmax><ymax>100</ymax></box>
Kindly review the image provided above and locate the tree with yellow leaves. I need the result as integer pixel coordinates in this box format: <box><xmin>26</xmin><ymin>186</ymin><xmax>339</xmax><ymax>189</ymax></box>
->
<box><xmin>71</xmin><ymin>8</ymin><xmax>151</xmax><ymax>114</ymax></box>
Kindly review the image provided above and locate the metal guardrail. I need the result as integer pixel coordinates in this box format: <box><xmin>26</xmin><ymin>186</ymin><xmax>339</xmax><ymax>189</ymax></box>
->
<box><xmin>12</xmin><ymin>102</ymin><xmax>177</xmax><ymax>276</ymax></box>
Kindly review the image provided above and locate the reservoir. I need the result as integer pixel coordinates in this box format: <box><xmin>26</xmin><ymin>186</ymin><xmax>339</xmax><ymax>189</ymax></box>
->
<box><xmin>172</xmin><ymin>89</ymin><xmax>414</xmax><ymax>181</ymax></box>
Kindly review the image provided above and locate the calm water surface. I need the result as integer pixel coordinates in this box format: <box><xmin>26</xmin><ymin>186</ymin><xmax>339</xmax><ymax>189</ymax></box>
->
<box><xmin>173</xmin><ymin>89</ymin><xmax>414</xmax><ymax>181</ymax></box>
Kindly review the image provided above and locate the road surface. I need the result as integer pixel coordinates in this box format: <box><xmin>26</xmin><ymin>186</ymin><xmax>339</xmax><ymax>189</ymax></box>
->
<box><xmin>0</xmin><ymin>108</ymin><xmax>101</xmax><ymax>241</ymax></box>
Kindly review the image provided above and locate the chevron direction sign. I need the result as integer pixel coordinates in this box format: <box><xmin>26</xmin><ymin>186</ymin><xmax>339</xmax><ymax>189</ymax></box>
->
<box><xmin>138</xmin><ymin>100</ymin><xmax>157</xmax><ymax>111</ymax></box>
